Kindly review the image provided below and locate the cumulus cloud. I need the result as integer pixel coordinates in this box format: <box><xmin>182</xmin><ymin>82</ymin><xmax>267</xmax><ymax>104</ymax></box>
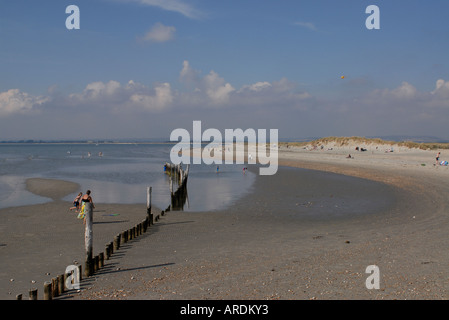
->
<box><xmin>4</xmin><ymin>59</ymin><xmax>449</xmax><ymax>140</ymax></box>
<box><xmin>431</xmin><ymin>79</ymin><xmax>449</xmax><ymax>100</ymax></box>
<box><xmin>141</xmin><ymin>23</ymin><xmax>176</xmax><ymax>43</ymax></box>
<box><xmin>381</xmin><ymin>81</ymin><xmax>417</xmax><ymax>100</ymax></box>
<box><xmin>129</xmin><ymin>82</ymin><xmax>173</xmax><ymax>111</ymax></box>
<box><xmin>0</xmin><ymin>89</ymin><xmax>49</xmax><ymax>116</ymax></box>
<box><xmin>68</xmin><ymin>80</ymin><xmax>174</xmax><ymax>112</ymax></box>
<box><xmin>178</xmin><ymin>61</ymin><xmax>236</xmax><ymax>106</ymax></box>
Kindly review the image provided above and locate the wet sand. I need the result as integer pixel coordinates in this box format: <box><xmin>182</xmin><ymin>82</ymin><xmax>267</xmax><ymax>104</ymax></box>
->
<box><xmin>2</xmin><ymin>143</ymin><xmax>449</xmax><ymax>300</ymax></box>
<box><xmin>0</xmin><ymin>178</ymin><xmax>159</xmax><ymax>300</ymax></box>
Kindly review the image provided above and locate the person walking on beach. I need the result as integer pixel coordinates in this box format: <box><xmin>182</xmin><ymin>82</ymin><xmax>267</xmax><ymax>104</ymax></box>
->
<box><xmin>436</xmin><ymin>152</ymin><xmax>441</xmax><ymax>165</ymax></box>
<box><xmin>70</xmin><ymin>192</ymin><xmax>83</xmax><ymax>212</ymax></box>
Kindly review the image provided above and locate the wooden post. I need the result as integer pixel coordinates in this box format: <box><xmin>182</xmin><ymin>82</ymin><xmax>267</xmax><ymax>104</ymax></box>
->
<box><xmin>99</xmin><ymin>252</ymin><xmax>104</xmax><ymax>268</ymax></box>
<box><xmin>147</xmin><ymin>186</ymin><xmax>152</xmax><ymax>213</ymax></box>
<box><xmin>147</xmin><ymin>186</ymin><xmax>153</xmax><ymax>225</ymax></box>
<box><xmin>93</xmin><ymin>255</ymin><xmax>98</xmax><ymax>272</ymax></box>
<box><xmin>44</xmin><ymin>282</ymin><xmax>52</xmax><ymax>300</ymax></box>
<box><xmin>64</xmin><ymin>272</ymin><xmax>70</xmax><ymax>290</ymax></box>
<box><xmin>114</xmin><ymin>235</ymin><xmax>120</xmax><ymax>251</ymax></box>
<box><xmin>84</xmin><ymin>202</ymin><xmax>93</xmax><ymax>277</ymax></box>
<box><xmin>29</xmin><ymin>288</ymin><xmax>38</xmax><ymax>300</ymax></box>
<box><xmin>58</xmin><ymin>274</ymin><xmax>64</xmax><ymax>294</ymax></box>
<box><xmin>51</xmin><ymin>277</ymin><xmax>59</xmax><ymax>297</ymax></box>
<box><xmin>105</xmin><ymin>245</ymin><xmax>110</xmax><ymax>260</ymax></box>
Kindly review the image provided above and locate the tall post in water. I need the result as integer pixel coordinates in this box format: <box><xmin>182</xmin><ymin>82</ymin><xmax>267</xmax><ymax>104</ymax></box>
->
<box><xmin>84</xmin><ymin>202</ymin><xmax>93</xmax><ymax>277</ymax></box>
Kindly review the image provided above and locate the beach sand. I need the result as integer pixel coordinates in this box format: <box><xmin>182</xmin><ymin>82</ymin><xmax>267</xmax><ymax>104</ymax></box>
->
<box><xmin>2</xmin><ymin>141</ymin><xmax>449</xmax><ymax>300</ymax></box>
<box><xmin>0</xmin><ymin>178</ymin><xmax>160</xmax><ymax>300</ymax></box>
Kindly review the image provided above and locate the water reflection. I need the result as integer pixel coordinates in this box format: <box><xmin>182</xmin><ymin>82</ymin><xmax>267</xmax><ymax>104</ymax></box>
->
<box><xmin>0</xmin><ymin>144</ymin><xmax>256</xmax><ymax>212</ymax></box>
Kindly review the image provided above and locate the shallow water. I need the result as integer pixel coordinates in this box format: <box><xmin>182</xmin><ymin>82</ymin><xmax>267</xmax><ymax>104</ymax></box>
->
<box><xmin>228</xmin><ymin>165</ymin><xmax>397</xmax><ymax>221</ymax></box>
<box><xmin>0</xmin><ymin>143</ymin><xmax>256</xmax><ymax>211</ymax></box>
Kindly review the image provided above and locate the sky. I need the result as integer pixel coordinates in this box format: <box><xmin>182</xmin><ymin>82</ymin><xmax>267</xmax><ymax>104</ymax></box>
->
<box><xmin>1</xmin><ymin>0</ymin><xmax>449</xmax><ymax>141</ymax></box>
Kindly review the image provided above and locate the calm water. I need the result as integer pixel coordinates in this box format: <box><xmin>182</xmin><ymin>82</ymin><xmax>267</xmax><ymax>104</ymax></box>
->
<box><xmin>0</xmin><ymin>143</ymin><xmax>256</xmax><ymax>211</ymax></box>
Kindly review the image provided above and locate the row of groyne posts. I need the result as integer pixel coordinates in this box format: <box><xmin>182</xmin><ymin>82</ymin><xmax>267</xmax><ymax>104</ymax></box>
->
<box><xmin>17</xmin><ymin>163</ymin><xmax>189</xmax><ymax>300</ymax></box>
<box><xmin>165</xmin><ymin>162</ymin><xmax>189</xmax><ymax>211</ymax></box>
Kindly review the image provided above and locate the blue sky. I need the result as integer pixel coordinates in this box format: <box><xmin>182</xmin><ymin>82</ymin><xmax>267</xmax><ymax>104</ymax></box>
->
<box><xmin>1</xmin><ymin>0</ymin><xmax>449</xmax><ymax>140</ymax></box>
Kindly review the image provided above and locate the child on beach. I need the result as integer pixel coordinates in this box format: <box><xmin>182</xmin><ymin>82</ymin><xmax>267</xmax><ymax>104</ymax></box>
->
<box><xmin>70</xmin><ymin>192</ymin><xmax>82</xmax><ymax>212</ymax></box>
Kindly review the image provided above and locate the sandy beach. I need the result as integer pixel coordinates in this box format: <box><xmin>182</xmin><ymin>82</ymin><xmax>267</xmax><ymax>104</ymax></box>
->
<box><xmin>2</xmin><ymin>139</ymin><xmax>449</xmax><ymax>300</ymax></box>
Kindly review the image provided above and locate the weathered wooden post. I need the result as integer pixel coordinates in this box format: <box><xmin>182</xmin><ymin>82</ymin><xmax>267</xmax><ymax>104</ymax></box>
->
<box><xmin>51</xmin><ymin>277</ymin><xmax>59</xmax><ymax>297</ymax></box>
<box><xmin>63</xmin><ymin>272</ymin><xmax>70</xmax><ymax>290</ymax></box>
<box><xmin>113</xmin><ymin>235</ymin><xmax>120</xmax><ymax>251</ymax></box>
<box><xmin>44</xmin><ymin>282</ymin><xmax>52</xmax><ymax>300</ymax></box>
<box><xmin>29</xmin><ymin>288</ymin><xmax>38</xmax><ymax>300</ymax></box>
<box><xmin>147</xmin><ymin>186</ymin><xmax>153</xmax><ymax>225</ymax></box>
<box><xmin>99</xmin><ymin>252</ymin><xmax>104</xmax><ymax>268</ymax></box>
<box><xmin>84</xmin><ymin>202</ymin><xmax>93</xmax><ymax>277</ymax></box>
<box><xmin>58</xmin><ymin>274</ymin><xmax>64</xmax><ymax>294</ymax></box>
<box><xmin>105</xmin><ymin>244</ymin><xmax>110</xmax><ymax>260</ymax></box>
<box><xmin>94</xmin><ymin>255</ymin><xmax>99</xmax><ymax>272</ymax></box>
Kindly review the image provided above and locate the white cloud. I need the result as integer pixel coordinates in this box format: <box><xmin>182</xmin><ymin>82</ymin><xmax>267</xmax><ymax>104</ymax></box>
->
<box><xmin>5</xmin><ymin>59</ymin><xmax>449</xmax><ymax>141</ymax></box>
<box><xmin>178</xmin><ymin>62</ymin><xmax>236</xmax><ymax>106</ymax></box>
<box><xmin>67</xmin><ymin>80</ymin><xmax>174</xmax><ymax>112</ymax></box>
<box><xmin>432</xmin><ymin>79</ymin><xmax>449</xmax><ymax>99</ymax></box>
<box><xmin>141</xmin><ymin>23</ymin><xmax>176</xmax><ymax>43</ymax></box>
<box><xmin>386</xmin><ymin>81</ymin><xmax>417</xmax><ymax>100</ymax></box>
<box><xmin>179</xmin><ymin>60</ymin><xmax>200</xmax><ymax>85</ymax></box>
<box><xmin>238</xmin><ymin>82</ymin><xmax>272</xmax><ymax>92</ymax></box>
<box><xmin>0</xmin><ymin>89</ymin><xmax>49</xmax><ymax>116</ymax></box>
<box><xmin>118</xmin><ymin>0</ymin><xmax>204</xmax><ymax>19</ymax></box>
<box><xmin>129</xmin><ymin>82</ymin><xmax>173</xmax><ymax>111</ymax></box>
<box><xmin>294</xmin><ymin>21</ymin><xmax>318</xmax><ymax>31</ymax></box>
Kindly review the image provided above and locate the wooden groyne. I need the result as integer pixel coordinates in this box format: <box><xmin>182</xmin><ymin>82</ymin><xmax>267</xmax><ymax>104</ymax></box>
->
<box><xmin>14</xmin><ymin>189</ymin><xmax>163</xmax><ymax>300</ymax></box>
<box><xmin>164</xmin><ymin>163</ymin><xmax>189</xmax><ymax>211</ymax></box>
<box><xmin>14</xmin><ymin>163</ymin><xmax>189</xmax><ymax>300</ymax></box>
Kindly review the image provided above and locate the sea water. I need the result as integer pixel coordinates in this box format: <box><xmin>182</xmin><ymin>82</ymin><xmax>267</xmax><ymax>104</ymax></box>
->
<box><xmin>0</xmin><ymin>143</ymin><xmax>256</xmax><ymax>211</ymax></box>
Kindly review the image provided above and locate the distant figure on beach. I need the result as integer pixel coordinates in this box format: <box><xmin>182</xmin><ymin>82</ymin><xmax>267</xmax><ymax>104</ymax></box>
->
<box><xmin>436</xmin><ymin>152</ymin><xmax>441</xmax><ymax>164</ymax></box>
<box><xmin>216</xmin><ymin>166</ymin><xmax>219</xmax><ymax>173</ymax></box>
<box><xmin>70</xmin><ymin>192</ymin><xmax>83</xmax><ymax>212</ymax></box>
<box><xmin>346</xmin><ymin>154</ymin><xmax>353</xmax><ymax>159</ymax></box>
